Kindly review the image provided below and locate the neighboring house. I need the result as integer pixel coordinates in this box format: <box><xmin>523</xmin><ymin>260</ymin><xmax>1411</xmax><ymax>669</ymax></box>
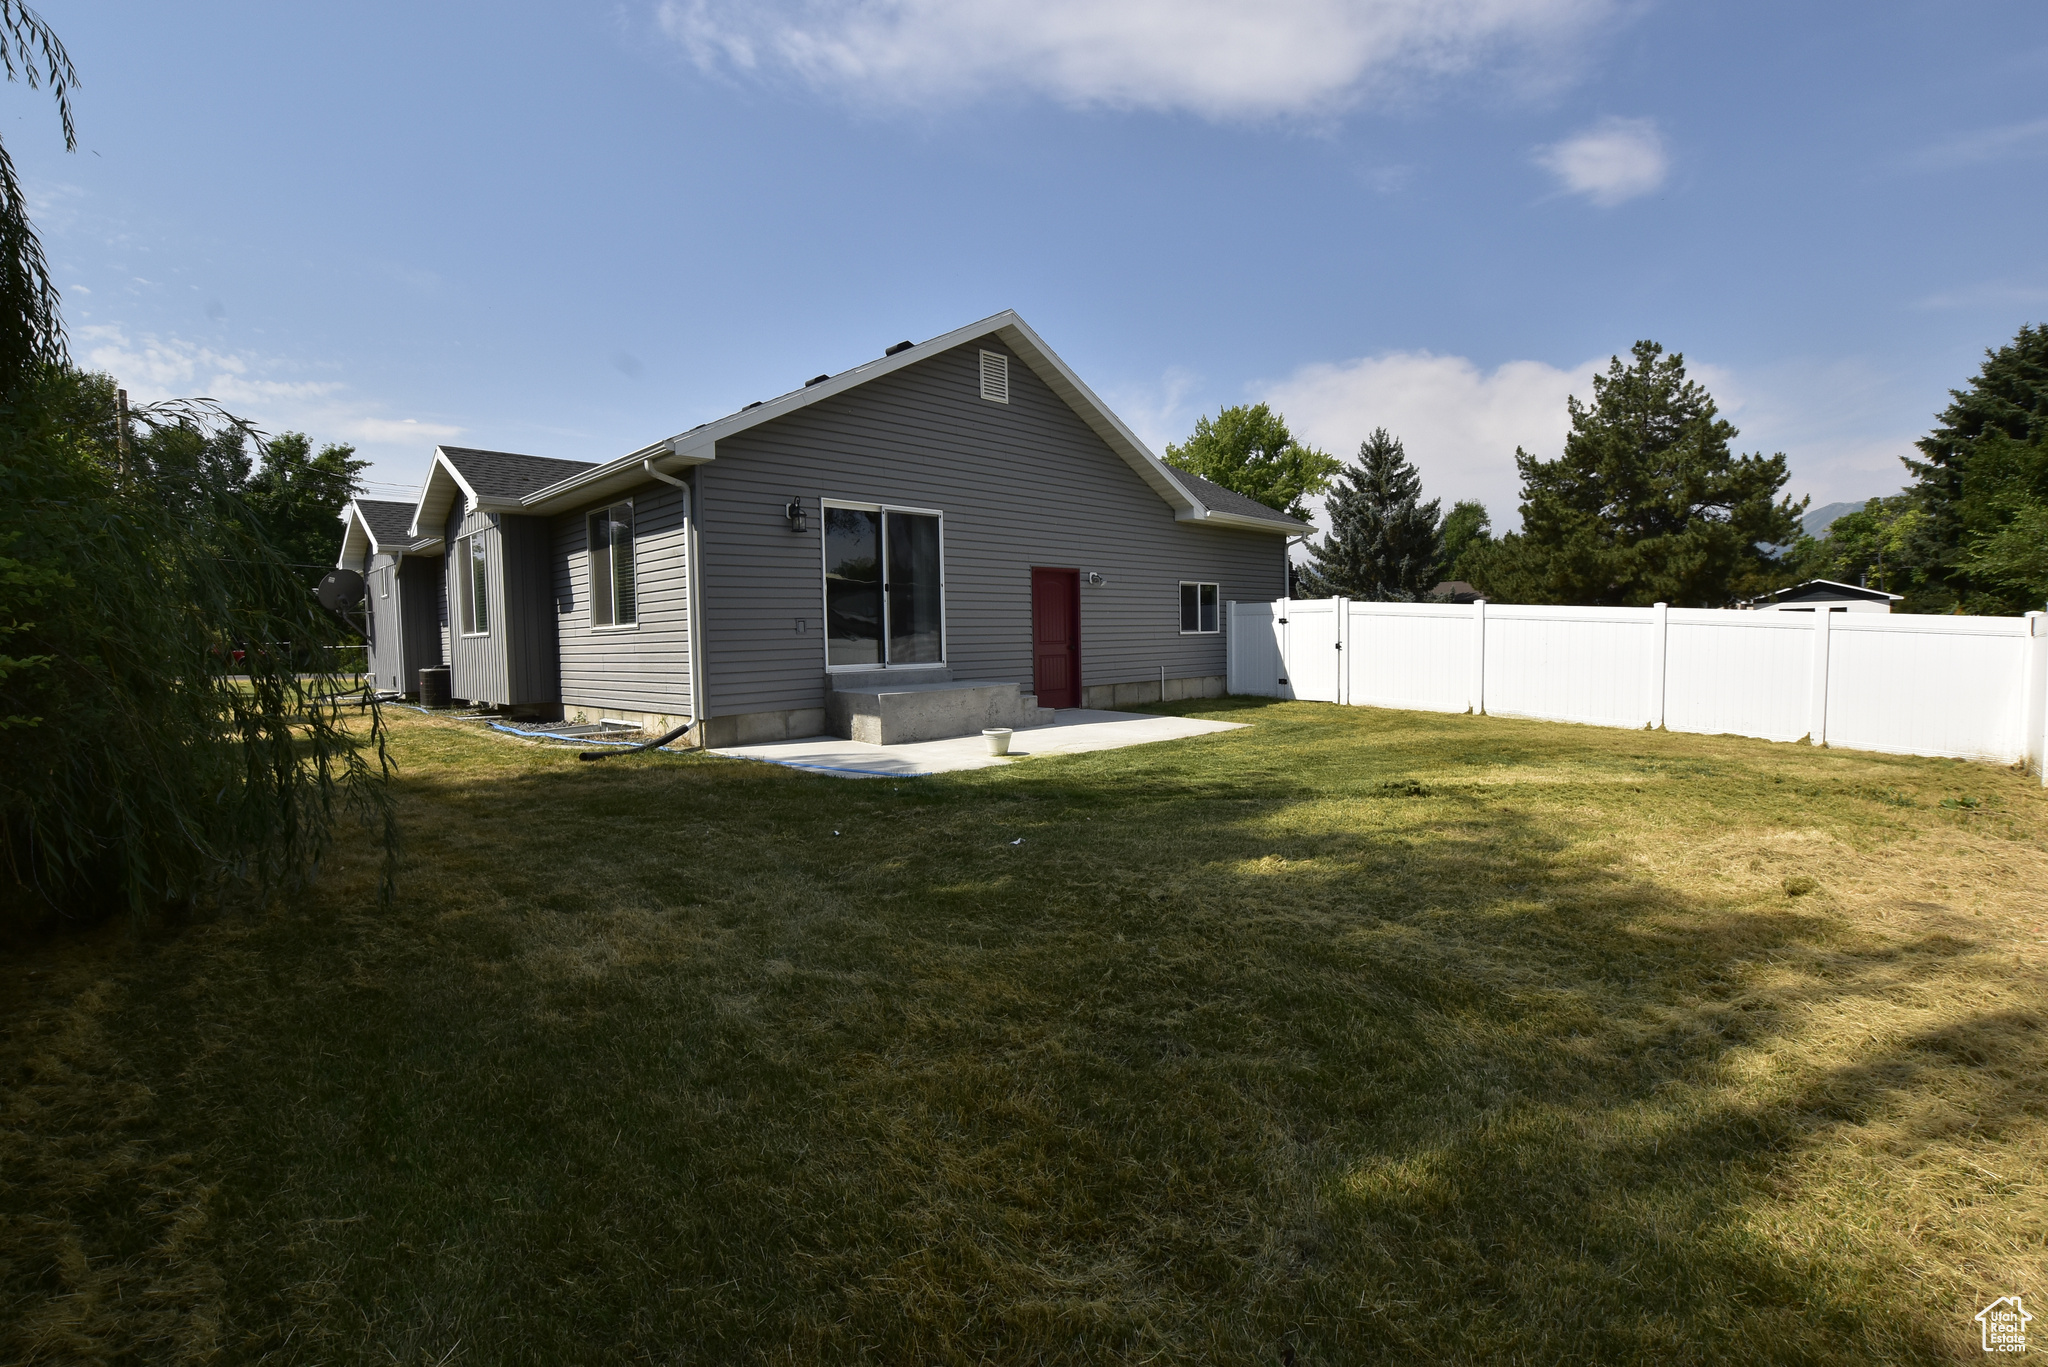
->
<box><xmin>1746</xmin><ymin>579</ymin><xmax>1903</xmax><ymax>613</ymax></box>
<box><xmin>337</xmin><ymin>496</ymin><xmax>446</xmax><ymax>694</ymax></box>
<box><xmin>341</xmin><ymin>311</ymin><xmax>1308</xmax><ymax>746</ymax></box>
<box><xmin>1427</xmin><ymin>580</ymin><xmax>1482</xmax><ymax>605</ymax></box>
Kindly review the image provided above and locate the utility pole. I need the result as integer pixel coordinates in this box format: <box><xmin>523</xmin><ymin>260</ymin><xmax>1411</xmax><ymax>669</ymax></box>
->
<box><xmin>115</xmin><ymin>387</ymin><xmax>130</xmax><ymax>482</ymax></box>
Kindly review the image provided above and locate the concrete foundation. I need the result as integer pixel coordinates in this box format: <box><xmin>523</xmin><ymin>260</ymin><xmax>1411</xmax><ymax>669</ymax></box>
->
<box><xmin>826</xmin><ymin>679</ymin><xmax>1055</xmax><ymax>745</ymax></box>
<box><xmin>1080</xmin><ymin>674</ymin><xmax>1226</xmax><ymax>710</ymax></box>
<box><xmin>566</xmin><ymin>672</ymin><xmax>1226</xmax><ymax>751</ymax></box>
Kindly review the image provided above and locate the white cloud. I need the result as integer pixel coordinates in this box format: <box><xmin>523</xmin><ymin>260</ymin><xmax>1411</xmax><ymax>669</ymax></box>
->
<box><xmin>1228</xmin><ymin>344</ymin><xmax>1922</xmax><ymax>536</ymax></box>
<box><xmin>658</xmin><ymin>0</ymin><xmax>1615</xmax><ymax>119</ymax></box>
<box><xmin>77</xmin><ymin>326</ymin><xmax>464</xmax><ymax>476</ymax></box>
<box><xmin>1261</xmin><ymin>350</ymin><xmax>1604</xmax><ymax>530</ymax></box>
<box><xmin>1535</xmin><ymin>116</ymin><xmax>1667</xmax><ymax>205</ymax></box>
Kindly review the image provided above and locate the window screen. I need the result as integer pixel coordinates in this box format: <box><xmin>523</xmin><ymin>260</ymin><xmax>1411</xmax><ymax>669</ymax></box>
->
<box><xmin>825</xmin><ymin>505</ymin><xmax>945</xmax><ymax>668</ymax></box>
<box><xmin>825</xmin><ymin>506</ymin><xmax>883</xmax><ymax>666</ymax></box>
<box><xmin>460</xmin><ymin>535</ymin><xmax>490</xmax><ymax>635</ymax></box>
<box><xmin>588</xmin><ymin>503</ymin><xmax>637</xmax><ymax>626</ymax></box>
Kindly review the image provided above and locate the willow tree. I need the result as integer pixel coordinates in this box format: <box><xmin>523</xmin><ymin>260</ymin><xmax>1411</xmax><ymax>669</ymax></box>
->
<box><xmin>0</xmin><ymin>4</ymin><xmax>393</xmax><ymax>926</ymax></box>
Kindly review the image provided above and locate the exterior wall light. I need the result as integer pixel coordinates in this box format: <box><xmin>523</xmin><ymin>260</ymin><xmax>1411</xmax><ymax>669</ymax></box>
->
<box><xmin>785</xmin><ymin>496</ymin><xmax>807</xmax><ymax>533</ymax></box>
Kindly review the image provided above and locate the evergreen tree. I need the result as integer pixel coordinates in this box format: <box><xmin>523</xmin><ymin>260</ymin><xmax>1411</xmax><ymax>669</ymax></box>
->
<box><xmin>1466</xmin><ymin>341</ymin><xmax>1803</xmax><ymax>607</ymax></box>
<box><xmin>1165</xmin><ymin>403</ymin><xmax>1339</xmax><ymax>522</ymax></box>
<box><xmin>1899</xmin><ymin>324</ymin><xmax>2048</xmax><ymax>612</ymax></box>
<box><xmin>1297</xmin><ymin>428</ymin><xmax>1442</xmax><ymax>600</ymax></box>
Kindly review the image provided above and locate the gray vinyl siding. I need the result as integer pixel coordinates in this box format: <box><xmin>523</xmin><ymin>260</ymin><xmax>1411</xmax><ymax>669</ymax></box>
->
<box><xmin>443</xmin><ymin>508</ymin><xmax>557</xmax><ymax>707</ymax></box>
<box><xmin>365</xmin><ymin>554</ymin><xmax>402</xmax><ymax>689</ymax></box>
<box><xmin>446</xmin><ymin>508</ymin><xmax>505</xmax><ymax>704</ymax></box>
<box><xmin>500</xmin><ymin>515</ymin><xmax>560</xmax><ymax>705</ymax></box>
<box><xmin>551</xmin><ymin>482</ymin><xmax>694</xmax><ymax>718</ymax></box>
<box><xmin>696</xmin><ymin>337</ymin><xmax>1287</xmax><ymax>719</ymax></box>
<box><xmin>396</xmin><ymin>554</ymin><xmax>445</xmax><ymax>688</ymax></box>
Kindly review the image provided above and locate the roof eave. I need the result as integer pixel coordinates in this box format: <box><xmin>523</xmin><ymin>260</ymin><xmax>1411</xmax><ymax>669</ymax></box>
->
<box><xmin>518</xmin><ymin>442</ymin><xmax>714</xmax><ymax>516</ymax></box>
<box><xmin>407</xmin><ymin>449</ymin><xmax>482</xmax><ymax>539</ymax></box>
<box><xmin>1174</xmin><ymin>507</ymin><xmax>1313</xmax><ymax>535</ymax></box>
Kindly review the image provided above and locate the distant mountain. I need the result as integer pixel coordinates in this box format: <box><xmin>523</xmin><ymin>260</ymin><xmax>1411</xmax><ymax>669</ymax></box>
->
<box><xmin>1801</xmin><ymin>500</ymin><xmax>1871</xmax><ymax>539</ymax></box>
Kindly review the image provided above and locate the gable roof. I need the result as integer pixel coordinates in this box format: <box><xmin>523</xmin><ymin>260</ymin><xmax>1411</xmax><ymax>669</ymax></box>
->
<box><xmin>507</xmin><ymin>311</ymin><xmax>1310</xmax><ymax>535</ymax></box>
<box><xmin>1171</xmin><ymin>470</ymin><xmax>1305</xmax><ymax>527</ymax></box>
<box><xmin>408</xmin><ymin>446</ymin><xmax>598</xmax><ymax>538</ymax></box>
<box><xmin>337</xmin><ymin>496</ymin><xmax>442</xmax><ymax>567</ymax></box>
<box><xmin>1760</xmin><ymin>578</ymin><xmax>1904</xmax><ymax>605</ymax></box>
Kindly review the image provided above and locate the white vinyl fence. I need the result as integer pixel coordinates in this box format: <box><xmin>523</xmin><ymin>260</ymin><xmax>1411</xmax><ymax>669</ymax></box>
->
<box><xmin>1227</xmin><ymin>598</ymin><xmax>2048</xmax><ymax>779</ymax></box>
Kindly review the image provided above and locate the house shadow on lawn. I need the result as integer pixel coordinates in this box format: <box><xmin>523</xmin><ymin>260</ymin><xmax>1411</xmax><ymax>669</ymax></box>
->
<box><xmin>8</xmin><ymin>707</ymin><xmax>2038</xmax><ymax>1365</ymax></box>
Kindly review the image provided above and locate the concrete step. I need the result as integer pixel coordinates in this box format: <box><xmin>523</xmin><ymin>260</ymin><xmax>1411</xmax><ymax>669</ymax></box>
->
<box><xmin>826</xmin><ymin>678</ymin><xmax>1053</xmax><ymax>745</ymax></box>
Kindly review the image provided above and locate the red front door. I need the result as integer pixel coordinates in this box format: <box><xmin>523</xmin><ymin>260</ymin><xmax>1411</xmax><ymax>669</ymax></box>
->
<box><xmin>1031</xmin><ymin>568</ymin><xmax>1081</xmax><ymax>709</ymax></box>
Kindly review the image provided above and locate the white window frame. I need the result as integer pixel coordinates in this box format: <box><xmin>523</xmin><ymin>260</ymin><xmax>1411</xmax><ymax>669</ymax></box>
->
<box><xmin>819</xmin><ymin>499</ymin><xmax>948</xmax><ymax>672</ymax></box>
<box><xmin>1179</xmin><ymin>581</ymin><xmax>1220</xmax><ymax>635</ymax></box>
<box><xmin>457</xmin><ymin>532</ymin><xmax>490</xmax><ymax>637</ymax></box>
<box><xmin>587</xmin><ymin>500</ymin><xmax>639</xmax><ymax>631</ymax></box>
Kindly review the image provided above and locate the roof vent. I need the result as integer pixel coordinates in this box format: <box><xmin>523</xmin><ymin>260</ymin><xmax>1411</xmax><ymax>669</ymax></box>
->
<box><xmin>804</xmin><ymin>374</ymin><xmax>830</xmax><ymax>387</ymax></box>
<box><xmin>978</xmin><ymin>350</ymin><xmax>1009</xmax><ymax>404</ymax></box>
<box><xmin>886</xmin><ymin>340</ymin><xmax>914</xmax><ymax>356</ymax></box>
<box><xmin>742</xmin><ymin>401</ymin><xmax>763</xmax><ymax>410</ymax></box>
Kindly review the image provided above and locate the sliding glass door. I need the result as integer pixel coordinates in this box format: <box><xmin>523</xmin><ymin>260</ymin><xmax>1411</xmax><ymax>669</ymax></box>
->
<box><xmin>823</xmin><ymin>503</ymin><xmax>944</xmax><ymax>668</ymax></box>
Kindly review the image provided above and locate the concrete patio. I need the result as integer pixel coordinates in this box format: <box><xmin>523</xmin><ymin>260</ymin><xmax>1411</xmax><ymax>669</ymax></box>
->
<box><xmin>711</xmin><ymin>708</ymin><xmax>1246</xmax><ymax>777</ymax></box>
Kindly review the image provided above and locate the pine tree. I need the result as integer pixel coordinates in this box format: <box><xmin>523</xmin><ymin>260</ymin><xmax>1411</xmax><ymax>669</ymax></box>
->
<box><xmin>1296</xmin><ymin>429</ymin><xmax>1442</xmax><ymax>600</ymax></box>
<box><xmin>1900</xmin><ymin>323</ymin><xmax>2048</xmax><ymax>612</ymax></box>
<box><xmin>1466</xmin><ymin>341</ymin><xmax>1802</xmax><ymax>607</ymax></box>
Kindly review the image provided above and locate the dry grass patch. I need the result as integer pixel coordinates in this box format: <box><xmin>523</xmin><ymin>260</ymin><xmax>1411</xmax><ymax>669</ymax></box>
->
<box><xmin>2</xmin><ymin>699</ymin><xmax>2044</xmax><ymax>1364</ymax></box>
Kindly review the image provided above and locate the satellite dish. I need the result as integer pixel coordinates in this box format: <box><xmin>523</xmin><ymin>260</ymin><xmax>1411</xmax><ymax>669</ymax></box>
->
<box><xmin>317</xmin><ymin>568</ymin><xmax>365</xmax><ymax>614</ymax></box>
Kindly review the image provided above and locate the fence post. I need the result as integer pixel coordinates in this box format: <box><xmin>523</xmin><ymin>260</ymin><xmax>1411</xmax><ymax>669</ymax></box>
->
<box><xmin>1225</xmin><ymin>601</ymin><xmax>1236</xmax><ymax>695</ymax></box>
<box><xmin>2024</xmin><ymin>611</ymin><xmax>2047</xmax><ymax>783</ymax></box>
<box><xmin>1472</xmin><ymin>598</ymin><xmax>1487</xmax><ymax>715</ymax></box>
<box><xmin>1336</xmin><ymin>597</ymin><xmax>1349</xmax><ymax>707</ymax></box>
<box><xmin>1808</xmin><ymin>608</ymin><xmax>1833</xmax><ymax>746</ymax></box>
<box><xmin>1651</xmin><ymin>602</ymin><xmax>1668</xmax><ymax>730</ymax></box>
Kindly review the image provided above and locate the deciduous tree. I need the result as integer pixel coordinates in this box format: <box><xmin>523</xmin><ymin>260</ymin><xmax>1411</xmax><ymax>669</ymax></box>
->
<box><xmin>1165</xmin><ymin>403</ymin><xmax>1338</xmax><ymax>522</ymax></box>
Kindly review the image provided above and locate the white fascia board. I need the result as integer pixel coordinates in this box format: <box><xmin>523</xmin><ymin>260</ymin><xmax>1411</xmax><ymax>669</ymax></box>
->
<box><xmin>336</xmin><ymin>504</ymin><xmax>372</xmax><ymax>568</ymax></box>
<box><xmin>407</xmin><ymin>449</ymin><xmax>482</xmax><ymax>539</ymax></box>
<box><xmin>519</xmin><ymin>441</ymin><xmax>711</xmax><ymax>517</ymax></box>
<box><xmin>1177</xmin><ymin>507</ymin><xmax>1313</xmax><ymax>535</ymax></box>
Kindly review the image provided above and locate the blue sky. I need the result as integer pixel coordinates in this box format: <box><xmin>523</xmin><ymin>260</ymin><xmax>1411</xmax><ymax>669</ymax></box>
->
<box><xmin>12</xmin><ymin>1</ymin><xmax>2047</xmax><ymax>526</ymax></box>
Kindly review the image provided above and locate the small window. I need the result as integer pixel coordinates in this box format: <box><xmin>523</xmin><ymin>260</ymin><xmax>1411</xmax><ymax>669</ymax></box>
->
<box><xmin>379</xmin><ymin>572</ymin><xmax>389</xmax><ymax>599</ymax></box>
<box><xmin>587</xmin><ymin>502</ymin><xmax>637</xmax><ymax>627</ymax></box>
<box><xmin>1180</xmin><ymin>582</ymin><xmax>1219</xmax><ymax>634</ymax></box>
<box><xmin>978</xmin><ymin>349</ymin><xmax>1009</xmax><ymax>403</ymax></box>
<box><xmin>458</xmin><ymin>534</ymin><xmax>490</xmax><ymax>635</ymax></box>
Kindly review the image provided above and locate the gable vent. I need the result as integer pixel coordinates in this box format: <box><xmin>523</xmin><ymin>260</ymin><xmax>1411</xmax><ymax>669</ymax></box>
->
<box><xmin>978</xmin><ymin>350</ymin><xmax>1010</xmax><ymax>404</ymax></box>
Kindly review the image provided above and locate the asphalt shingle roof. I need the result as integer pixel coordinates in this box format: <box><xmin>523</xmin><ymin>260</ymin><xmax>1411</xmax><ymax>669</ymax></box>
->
<box><xmin>439</xmin><ymin>446</ymin><xmax>597</xmax><ymax>501</ymax></box>
<box><xmin>355</xmin><ymin>498</ymin><xmax>419</xmax><ymax>547</ymax></box>
<box><xmin>1171</xmin><ymin>469</ymin><xmax>1311</xmax><ymax>530</ymax></box>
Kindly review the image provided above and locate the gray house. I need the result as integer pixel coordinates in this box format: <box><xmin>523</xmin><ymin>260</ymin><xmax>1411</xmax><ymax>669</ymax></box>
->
<box><xmin>337</xmin><ymin>496</ymin><xmax>446</xmax><ymax>694</ymax></box>
<box><xmin>340</xmin><ymin>311</ymin><xmax>1307</xmax><ymax>746</ymax></box>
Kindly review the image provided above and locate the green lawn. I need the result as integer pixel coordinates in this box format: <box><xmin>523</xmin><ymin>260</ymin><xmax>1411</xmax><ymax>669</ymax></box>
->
<box><xmin>6</xmin><ymin>700</ymin><xmax>2044</xmax><ymax>1364</ymax></box>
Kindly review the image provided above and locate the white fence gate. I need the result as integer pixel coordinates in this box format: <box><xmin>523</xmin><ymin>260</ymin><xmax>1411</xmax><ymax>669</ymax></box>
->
<box><xmin>1227</xmin><ymin>597</ymin><xmax>2048</xmax><ymax>778</ymax></box>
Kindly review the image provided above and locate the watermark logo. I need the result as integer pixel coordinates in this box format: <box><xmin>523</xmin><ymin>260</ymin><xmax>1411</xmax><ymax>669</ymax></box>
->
<box><xmin>1977</xmin><ymin>1296</ymin><xmax>2031</xmax><ymax>1354</ymax></box>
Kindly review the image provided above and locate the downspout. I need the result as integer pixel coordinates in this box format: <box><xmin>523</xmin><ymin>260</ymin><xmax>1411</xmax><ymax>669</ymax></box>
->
<box><xmin>642</xmin><ymin>457</ymin><xmax>708</xmax><ymax>749</ymax></box>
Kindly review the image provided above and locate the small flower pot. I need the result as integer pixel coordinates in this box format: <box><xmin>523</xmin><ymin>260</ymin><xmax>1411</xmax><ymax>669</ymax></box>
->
<box><xmin>983</xmin><ymin>728</ymin><xmax>1013</xmax><ymax>756</ymax></box>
